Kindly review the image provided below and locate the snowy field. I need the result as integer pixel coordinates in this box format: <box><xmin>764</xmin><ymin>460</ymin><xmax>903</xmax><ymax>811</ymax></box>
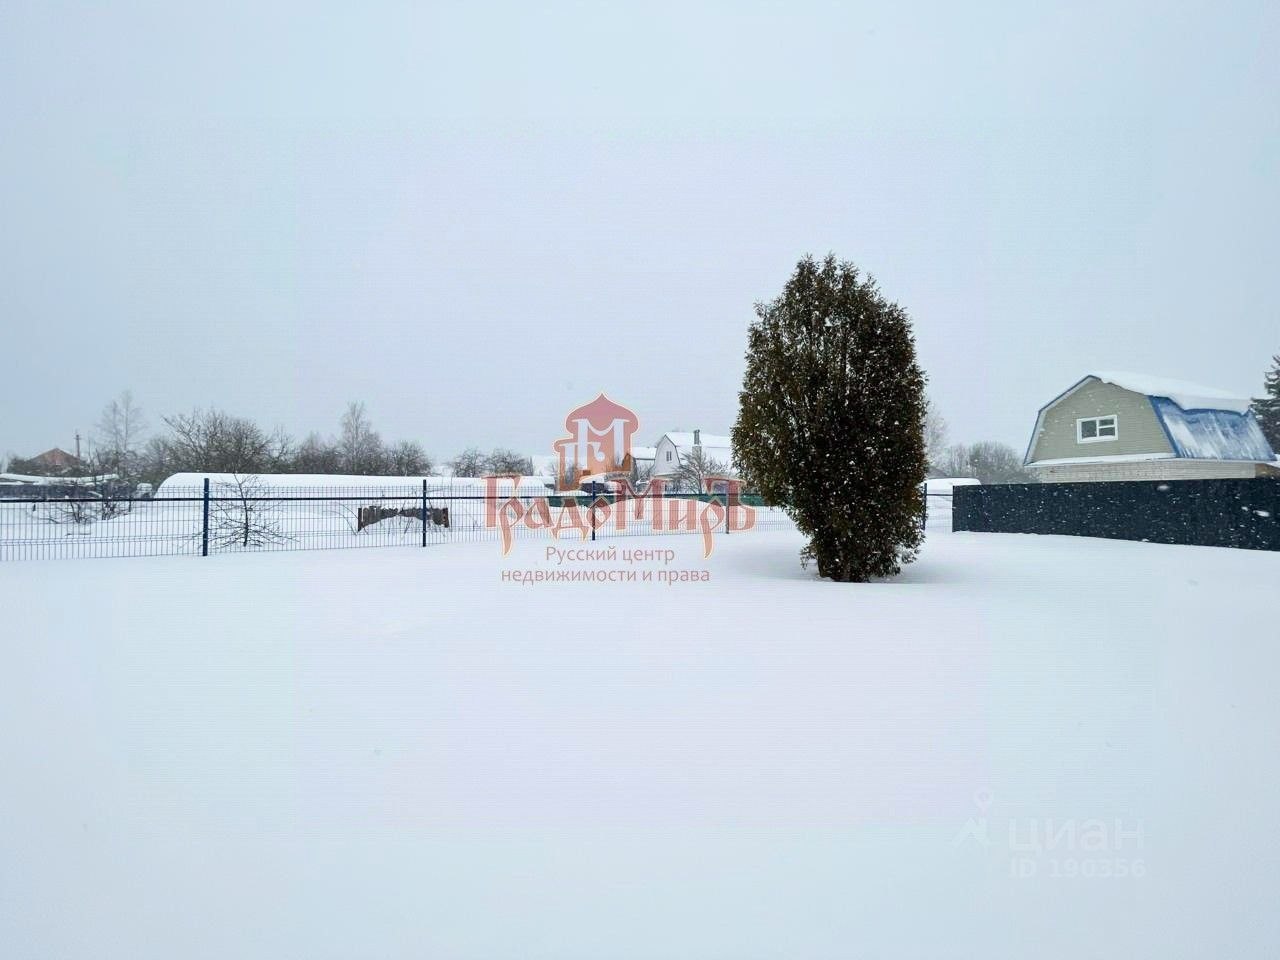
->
<box><xmin>3</xmin><ymin>521</ymin><xmax>1280</xmax><ymax>958</ymax></box>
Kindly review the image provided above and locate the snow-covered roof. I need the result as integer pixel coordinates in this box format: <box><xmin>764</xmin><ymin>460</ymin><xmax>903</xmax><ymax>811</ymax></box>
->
<box><xmin>657</xmin><ymin>433</ymin><xmax>734</xmax><ymax>467</ymax></box>
<box><xmin>629</xmin><ymin>446</ymin><xmax>657</xmax><ymax>462</ymax></box>
<box><xmin>0</xmin><ymin>472</ymin><xmax>120</xmax><ymax>485</ymax></box>
<box><xmin>660</xmin><ymin>432</ymin><xmax>733</xmax><ymax>450</ymax></box>
<box><xmin>1089</xmin><ymin>371</ymin><xmax>1253</xmax><ymax>414</ymax></box>
<box><xmin>1151</xmin><ymin>398</ymin><xmax>1274</xmax><ymax>461</ymax></box>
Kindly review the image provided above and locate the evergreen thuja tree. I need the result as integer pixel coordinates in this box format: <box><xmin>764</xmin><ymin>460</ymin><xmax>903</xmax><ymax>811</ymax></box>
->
<box><xmin>1254</xmin><ymin>354</ymin><xmax>1280</xmax><ymax>453</ymax></box>
<box><xmin>733</xmin><ymin>254</ymin><xmax>928</xmax><ymax>582</ymax></box>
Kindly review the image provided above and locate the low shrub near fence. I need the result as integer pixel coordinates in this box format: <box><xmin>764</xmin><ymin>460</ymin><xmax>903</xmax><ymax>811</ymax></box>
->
<box><xmin>953</xmin><ymin>478</ymin><xmax>1280</xmax><ymax>551</ymax></box>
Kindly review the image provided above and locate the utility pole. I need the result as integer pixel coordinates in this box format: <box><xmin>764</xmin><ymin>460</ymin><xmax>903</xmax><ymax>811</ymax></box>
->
<box><xmin>75</xmin><ymin>431</ymin><xmax>81</xmax><ymax>460</ymax></box>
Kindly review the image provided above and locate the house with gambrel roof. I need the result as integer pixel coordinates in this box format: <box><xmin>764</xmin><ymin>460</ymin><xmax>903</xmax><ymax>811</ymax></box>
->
<box><xmin>1024</xmin><ymin>372</ymin><xmax>1277</xmax><ymax>482</ymax></box>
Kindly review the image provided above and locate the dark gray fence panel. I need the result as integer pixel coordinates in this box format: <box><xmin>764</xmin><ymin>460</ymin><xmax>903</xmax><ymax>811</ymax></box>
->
<box><xmin>953</xmin><ymin>479</ymin><xmax>1280</xmax><ymax>551</ymax></box>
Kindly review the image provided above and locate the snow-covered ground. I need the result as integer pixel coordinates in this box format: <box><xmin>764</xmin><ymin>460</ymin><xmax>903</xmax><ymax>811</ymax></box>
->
<box><xmin>3</xmin><ymin>522</ymin><xmax>1279</xmax><ymax>958</ymax></box>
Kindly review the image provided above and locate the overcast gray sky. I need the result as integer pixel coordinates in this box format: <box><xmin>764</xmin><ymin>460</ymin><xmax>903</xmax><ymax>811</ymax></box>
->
<box><xmin>2</xmin><ymin>0</ymin><xmax>1277</xmax><ymax>463</ymax></box>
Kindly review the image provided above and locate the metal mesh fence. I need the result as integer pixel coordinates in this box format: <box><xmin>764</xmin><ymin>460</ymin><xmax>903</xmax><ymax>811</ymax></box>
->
<box><xmin>0</xmin><ymin>480</ymin><xmax>805</xmax><ymax>562</ymax></box>
<box><xmin>1</xmin><ymin>492</ymin><xmax>204</xmax><ymax>561</ymax></box>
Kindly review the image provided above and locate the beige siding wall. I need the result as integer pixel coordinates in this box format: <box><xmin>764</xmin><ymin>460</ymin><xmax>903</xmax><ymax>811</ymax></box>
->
<box><xmin>1030</xmin><ymin>459</ymin><xmax>1277</xmax><ymax>483</ymax></box>
<box><xmin>1029</xmin><ymin>379</ymin><xmax>1172</xmax><ymax>463</ymax></box>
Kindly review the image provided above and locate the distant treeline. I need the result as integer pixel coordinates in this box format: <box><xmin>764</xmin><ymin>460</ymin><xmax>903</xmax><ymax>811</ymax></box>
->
<box><xmin>3</xmin><ymin>393</ymin><xmax>533</xmax><ymax>486</ymax></box>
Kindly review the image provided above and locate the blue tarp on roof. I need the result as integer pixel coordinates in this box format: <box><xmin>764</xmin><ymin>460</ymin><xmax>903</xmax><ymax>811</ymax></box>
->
<box><xmin>1150</xmin><ymin>397</ymin><xmax>1276</xmax><ymax>462</ymax></box>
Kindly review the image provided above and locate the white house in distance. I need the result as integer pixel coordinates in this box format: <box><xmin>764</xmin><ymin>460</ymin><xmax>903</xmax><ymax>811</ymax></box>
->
<box><xmin>1024</xmin><ymin>371</ymin><xmax>1278</xmax><ymax>482</ymax></box>
<box><xmin>652</xmin><ymin>430</ymin><xmax>734</xmax><ymax>478</ymax></box>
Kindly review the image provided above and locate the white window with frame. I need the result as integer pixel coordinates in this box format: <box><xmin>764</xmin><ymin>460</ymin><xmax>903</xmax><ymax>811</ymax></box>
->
<box><xmin>1077</xmin><ymin>414</ymin><xmax>1118</xmax><ymax>443</ymax></box>
<box><xmin>666</xmin><ymin>450</ymin><xmax>673</xmax><ymax>462</ymax></box>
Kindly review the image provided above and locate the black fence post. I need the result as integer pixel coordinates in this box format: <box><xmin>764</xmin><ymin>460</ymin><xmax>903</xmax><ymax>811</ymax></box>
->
<box><xmin>201</xmin><ymin>477</ymin><xmax>210</xmax><ymax>557</ymax></box>
<box><xmin>590</xmin><ymin>480</ymin><xmax>597</xmax><ymax>542</ymax></box>
<box><xmin>421</xmin><ymin>478</ymin><xmax>428</xmax><ymax>548</ymax></box>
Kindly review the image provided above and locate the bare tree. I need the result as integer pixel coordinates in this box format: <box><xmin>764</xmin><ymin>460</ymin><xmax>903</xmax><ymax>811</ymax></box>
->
<box><xmin>485</xmin><ymin>448</ymin><xmax>533</xmax><ymax>475</ymax></box>
<box><xmin>935</xmin><ymin>443</ymin><xmax>972</xmax><ymax>479</ymax></box>
<box><xmin>158</xmin><ymin>408</ymin><xmax>291</xmax><ymax>475</ymax></box>
<box><xmin>966</xmin><ymin>441</ymin><xmax>1036</xmax><ymax>484</ymax></box>
<box><xmin>542</xmin><ymin>458</ymin><xmax>583</xmax><ymax>490</ymax></box>
<box><xmin>207</xmin><ymin>474</ymin><xmax>291</xmax><ymax>549</ymax></box>
<box><xmin>39</xmin><ymin>449</ymin><xmax>132</xmax><ymax>526</ymax></box>
<box><xmin>137</xmin><ymin>435</ymin><xmax>171</xmax><ymax>485</ymax></box>
<box><xmin>292</xmin><ymin>432</ymin><xmax>344</xmax><ymax>473</ymax></box>
<box><xmin>93</xmin><ymin>390</ymin><xmax>148</xmax><ymax>482</ymax></box>
<box><xmin>450</xmin><ymin>447</ymin><xmax>533</xmax><ymax>477</ymax></box>
<box><xmin>672</xmin><ymin>446</ymin><xmax>733</xmax><ymax>493</ymax></box>
<box><xmin>924</xmin><ymin>396</ymin><xmax>949</xmax><ymax>477</ymax></box>
<box><xmin>937</xmin><ymin>441</ymin><xmax>1036</xmax><ymax>484</ymax></box>
<box><xmin>40</xmin><ymin>492</ymin><xmax>103</xmax><ymax>527</ymax></box>
<box><xmin>387</xmin><ymin>439</ymin><xmax>433</xmax><ymax>475</ymax></box>
<box><xmin>339</xmin><ymin>402</ymin><xmax>387</xmax><ymax>474</ymax></box>
<box><xmin>449</xmin><ymin>447</ymin><xmax>487</xmax><ymax>477</ymax></box>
